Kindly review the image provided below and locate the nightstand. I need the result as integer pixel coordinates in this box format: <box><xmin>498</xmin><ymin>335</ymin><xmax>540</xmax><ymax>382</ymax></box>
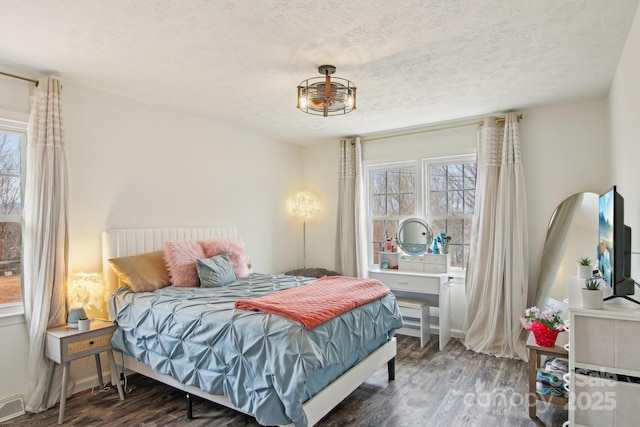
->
<box><xmin>44</xmin><ymin>320</ymin><xmax>125</xmax><ymax>424</ymax></box>
<box><xmin>526</xmin><ymin>332</ymin><xmax>568</xmax><ymax>421</ymax></box>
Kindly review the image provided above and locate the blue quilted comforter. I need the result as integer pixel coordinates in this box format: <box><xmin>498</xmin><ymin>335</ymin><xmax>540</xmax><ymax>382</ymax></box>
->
<box><xmin>109</xmin><ymin>273</ymin><xmax>402</xmax><ymax>426</ymax></box>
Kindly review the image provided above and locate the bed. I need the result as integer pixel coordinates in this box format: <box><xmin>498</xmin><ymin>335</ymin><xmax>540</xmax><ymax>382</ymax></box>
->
<box><xmin>102</xmin><ymin>227</ymin><xmax>402</xmax><ymax>427</ymax></box>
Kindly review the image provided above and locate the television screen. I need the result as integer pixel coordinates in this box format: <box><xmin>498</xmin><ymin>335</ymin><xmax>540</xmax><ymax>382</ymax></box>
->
<box><xmin>598</xmin><ymin>188</ymin><xmax>614</xmax><ymax>286</ymax></box>
<box><xmin>598</xmin><ymin>186</ymin><xmax>637</xmax><ymax>303</ymax></box>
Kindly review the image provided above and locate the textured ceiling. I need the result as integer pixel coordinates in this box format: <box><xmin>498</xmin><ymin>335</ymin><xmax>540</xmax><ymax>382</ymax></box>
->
<box><xmin>1</xmin><ymin>0</ymin><xmax>638</xmax><ymax>145</ymax></box>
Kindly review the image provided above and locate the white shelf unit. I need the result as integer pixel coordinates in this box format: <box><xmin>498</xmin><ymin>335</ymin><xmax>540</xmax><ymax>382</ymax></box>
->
<box><xmin>567</xmin><ymin>277</ymin><xmax>640</xmax><ymax>427</ymax></box>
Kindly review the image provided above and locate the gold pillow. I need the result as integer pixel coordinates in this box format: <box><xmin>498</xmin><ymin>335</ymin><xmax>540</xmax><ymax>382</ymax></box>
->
<box><xmin>108</xmin><ymin>251</ymin><xmax>170</xmax><ymax>293</ymax></box>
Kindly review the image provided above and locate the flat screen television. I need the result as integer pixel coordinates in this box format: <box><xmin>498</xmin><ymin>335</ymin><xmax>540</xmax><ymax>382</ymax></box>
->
<box><xmin>597</xmin><ymin>186</ymin><xmax>638</xmax><ymax>304</ymax></box>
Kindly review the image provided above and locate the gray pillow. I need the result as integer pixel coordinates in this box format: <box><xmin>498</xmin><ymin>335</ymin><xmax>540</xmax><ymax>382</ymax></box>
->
<box><xmin>196</xmin><ymin>252</ymin><xmax>237</xmax><ymax>287</ymax></box>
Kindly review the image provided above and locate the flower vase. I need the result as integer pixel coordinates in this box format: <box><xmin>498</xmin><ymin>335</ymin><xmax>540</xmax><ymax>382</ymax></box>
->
<box><xmin>530</xmin><ymin>321</ymin><xmax>561</xmax><ymax>347</ymax></box>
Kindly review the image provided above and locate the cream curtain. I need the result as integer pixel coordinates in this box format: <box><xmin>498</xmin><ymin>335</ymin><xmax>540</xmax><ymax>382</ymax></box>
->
<box><xmin>464</xmin><ymin>112</ymin><xmax>528</xmax><ymax>360</ymax></box>
<box><xmin>336</xmin><ymin>137</ymin><xmax>367</xmax><ymax>277</ymax></box>
<box><xmin>22</xmin><ymin>77</ymin><xmax>70</xmax><ymax>412</ymax></box>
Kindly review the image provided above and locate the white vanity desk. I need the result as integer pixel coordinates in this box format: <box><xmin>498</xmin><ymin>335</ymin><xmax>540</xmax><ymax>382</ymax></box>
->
<box><xmin>369</xmin><ymin>267</ymin><xmax>451</xmax><ymax>350</ymax></box>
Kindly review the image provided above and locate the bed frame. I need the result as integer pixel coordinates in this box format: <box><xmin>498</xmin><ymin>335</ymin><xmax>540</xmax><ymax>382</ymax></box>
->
<box><xmin>102</xmin><ymin>227</ymin><xmax>397</xmax><ymax>426</ymax></box>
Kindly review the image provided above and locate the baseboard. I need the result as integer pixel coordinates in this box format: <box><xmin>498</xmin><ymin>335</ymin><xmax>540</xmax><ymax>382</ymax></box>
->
<box><xmin>73</xmin><ymin>369</ymin><xmax>116</xmax><ymax>394</ymax></box>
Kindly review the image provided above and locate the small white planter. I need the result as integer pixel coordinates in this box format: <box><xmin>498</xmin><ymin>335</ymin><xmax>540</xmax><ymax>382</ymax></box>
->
<box><xmin>578</xmin><ymin>265</ymin><xmax>592</xmax><ymax>279</ymax></box>
<box><xmin>77</xmin><ymin>318</ymin><xmax>91</xmax><ymax>331</ymax></box>
<box><xmin>581</xmin><ymin>289</ymin><xmax>603</xmax><ymax>309</ymax></box>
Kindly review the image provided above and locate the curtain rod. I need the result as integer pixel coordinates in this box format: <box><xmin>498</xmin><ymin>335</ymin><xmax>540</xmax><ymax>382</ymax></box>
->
<box><xmin>355</xmin><ymin>113</ymin><xmax>524</xmax><ymax>144</ymax></box>
<box><xmin>0</xmin><ymin>71</ymin><xmax>39</xmax><ymax>86</ymax></box>
<box><xmin>359</xmin><ymin>121</ymin><xmax>483</xmax><ymax>143</ymax></box>
<box><xmin>494</xmin><ymin>113</ymin><xmax>523</xmax><ymax>123</ymax></box>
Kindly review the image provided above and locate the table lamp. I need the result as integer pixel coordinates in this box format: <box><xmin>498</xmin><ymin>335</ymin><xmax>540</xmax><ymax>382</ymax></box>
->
<box><xmin>66</xmin><ymin>272</ymin><xmax>103</xmax><ymax>328</ymax></box>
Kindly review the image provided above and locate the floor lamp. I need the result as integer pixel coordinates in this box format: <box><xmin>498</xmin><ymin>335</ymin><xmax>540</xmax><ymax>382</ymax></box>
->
<box><xmin>291</xmin><ymin>191</ymin><xmax>320</xmax><ymax>269</ymax></box>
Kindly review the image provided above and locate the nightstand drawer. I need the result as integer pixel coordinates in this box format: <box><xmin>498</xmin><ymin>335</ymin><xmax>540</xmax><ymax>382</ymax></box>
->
<box><xmin>67</xmin><ymin>332</ymin><xmax>113</xmax><ymax>356</ymax></box>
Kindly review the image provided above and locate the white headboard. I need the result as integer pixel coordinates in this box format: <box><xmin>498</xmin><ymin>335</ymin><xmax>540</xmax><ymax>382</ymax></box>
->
<box><xmin>102</xmin><ymin>227</ymin><xmax>238</xmax><ymax>295</ymax></box>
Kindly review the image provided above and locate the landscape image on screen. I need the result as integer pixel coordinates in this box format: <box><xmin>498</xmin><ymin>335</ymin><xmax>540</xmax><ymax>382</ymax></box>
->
<box><xmin>598</xmin><ymin>190</ymin><xmax>614</xmax><ymax>286</ymax></box>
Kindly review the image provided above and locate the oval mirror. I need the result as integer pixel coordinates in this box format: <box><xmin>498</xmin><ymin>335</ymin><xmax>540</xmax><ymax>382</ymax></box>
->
<box><xmin>398</xmin><ymin>218</ymin><xmax>433</xmax><ymax>256</ymax></box>
<box><xmin>533</xmin><ymin>192</ymin><xmax>598</xmax><ymax>306</ymax></box>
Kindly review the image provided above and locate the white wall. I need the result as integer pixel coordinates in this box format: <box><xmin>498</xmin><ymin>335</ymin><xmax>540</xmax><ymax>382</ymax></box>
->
<box><xmin>520</xmin><ymin>98</ymin><xmax>610</xmax><ymax>302</ymax></box>
<box><xmin>609</xmin><ymin>3</ymin><xmax>640</xmax><ymax>277</ymax></box>
<box><xmin>0</xmin><ymin>77</ymin><xmax>304</xmax><ymax>402</ymax></box>
<box><xmin>63</xmin><ymin>82</ymin><xmax>302</xmax><ymax>276</ymax></box>
<box><xmin>301</xmin><ymin>98</ymin><xmax>610</xmax><ymax>317</ymax></box>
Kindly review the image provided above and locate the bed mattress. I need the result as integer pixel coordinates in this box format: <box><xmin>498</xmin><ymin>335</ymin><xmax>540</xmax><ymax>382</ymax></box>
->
<box><xmin>109</xmin><ymin>273</ymin><xmax>403</xmax><ymax>426</ymax></box>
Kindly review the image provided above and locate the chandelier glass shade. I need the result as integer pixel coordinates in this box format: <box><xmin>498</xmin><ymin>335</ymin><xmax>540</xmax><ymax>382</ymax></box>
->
<box><xmin>297</xmin><ymin>65</ymin><xmax>356</xmax><ymax>117</ymax></box>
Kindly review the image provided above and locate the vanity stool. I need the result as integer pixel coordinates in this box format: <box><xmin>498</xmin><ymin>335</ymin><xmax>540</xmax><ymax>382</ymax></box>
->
<box><xmin>395</xmin><ymin>297</ymin><xmax>430</xmax><ymax>347</ymax></box>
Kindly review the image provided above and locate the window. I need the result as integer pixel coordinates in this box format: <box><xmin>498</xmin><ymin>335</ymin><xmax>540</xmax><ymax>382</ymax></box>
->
<box><xmin>0</xmin><ymin>119</ymin><xmax>26</xmax><ymax>307</ymax></box>
<box><xmin>368</xmin><ymin>163</ymin><xmax>416</xmax><ymax>264</ymax></box>
<box><xmin>425</xmin><ymin>156</ymin><xmax>476</xmax><ymax>268</ymax></box>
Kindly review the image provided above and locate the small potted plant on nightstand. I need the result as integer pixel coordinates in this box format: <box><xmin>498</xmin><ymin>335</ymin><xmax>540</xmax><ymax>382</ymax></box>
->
<box><xmin>577</xmin><ymin>257</ymin><xmax>593</xmax><ymax>279</ymax></box>
<box><xmin>581</xmin><ymin>279</ymin><xmax>603</xmax><ymax>309</ymax></box>
<box><xmin>77</xmin><ymin>316</ymin><xmax>90</xmax><ymax>331</ymax></box>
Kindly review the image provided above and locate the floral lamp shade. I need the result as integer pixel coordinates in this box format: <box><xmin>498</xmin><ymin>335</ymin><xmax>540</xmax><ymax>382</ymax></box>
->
<box><xmin>66</xmin><ymin>272</ymin><xmax>103</xmax><ymax>326</ymax></box>
<box><xmin>290</xmin><ymin>191</ymin><xmax>320</xmax><ymax>222</ymax></box>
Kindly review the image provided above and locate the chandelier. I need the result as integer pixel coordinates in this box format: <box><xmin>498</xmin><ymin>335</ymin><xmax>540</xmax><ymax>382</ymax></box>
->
<box><xmin>297</xmin><ymin>65</ymin><xmax>356</xmax><ymax>117</ymax></box>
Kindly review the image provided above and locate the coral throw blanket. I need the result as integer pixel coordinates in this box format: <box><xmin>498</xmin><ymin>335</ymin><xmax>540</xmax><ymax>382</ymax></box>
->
<box><xmin>235</xmin><ymin>276</ymin><xmax>391</xmax><ymax>329</ymax></box>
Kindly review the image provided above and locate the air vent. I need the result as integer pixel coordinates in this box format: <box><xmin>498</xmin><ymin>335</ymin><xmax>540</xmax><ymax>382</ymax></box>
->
<box><xmin>0</xmin><ymin>395</ymin><xmax>25</xmax><ymax>422</ymax></box>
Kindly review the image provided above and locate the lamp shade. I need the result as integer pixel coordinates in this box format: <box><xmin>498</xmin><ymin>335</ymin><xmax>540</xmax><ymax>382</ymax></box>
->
<box><xmin>67</xmin><ymin>272</ymin><xmax>104</xmax><ymax>310</ymax></box>
<box><xmin>67</xmin><ymin>307</ymin><xmax>87</xmax><ymax>328</ymax></box>
<box><xmin>291</xmin><ymin>191</ymin><xmax>320</xmax><ymax>222</ymax></box>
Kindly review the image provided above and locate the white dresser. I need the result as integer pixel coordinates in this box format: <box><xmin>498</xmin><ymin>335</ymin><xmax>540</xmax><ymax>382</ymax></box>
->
<box><xmin>567</xmin><ymin>277</ymin><xmax>640</xmax><ymax>426</ymax></box>
<box><xmin>369</xmin><ymin>268</ymin><xmax>451</xmax><ymax>350</ymax></box>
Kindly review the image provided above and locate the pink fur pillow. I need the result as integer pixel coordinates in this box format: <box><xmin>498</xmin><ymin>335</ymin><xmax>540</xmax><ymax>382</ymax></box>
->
<box><xmin>199</xmin><ymin>239</ymin><xmax>250</xmax><ymax>278</ymax></box>
<box><xmin>164</xmin><ymin>240</ymin><xmax>205</xmax><ymax>287</ymax></box>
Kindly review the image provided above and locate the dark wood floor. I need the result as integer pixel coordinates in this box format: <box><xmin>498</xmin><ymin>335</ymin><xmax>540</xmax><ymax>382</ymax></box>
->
<box><xmin>5</xmin><ymin>336</ymin><xmax>567</xmax><ymax>426</ymax></box>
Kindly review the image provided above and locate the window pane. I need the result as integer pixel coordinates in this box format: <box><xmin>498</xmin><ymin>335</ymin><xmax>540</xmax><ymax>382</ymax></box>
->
<box><xmin>430</xmin><ymin>191</ymin><xmax>447</xmax><ymax>215</ymax></box>
<box><xmin>0</xmin><ymin>133</ymin><xmax>21</xmax><ymax>216</ymax></box>
<box><xmin>447</xmin><ymin>244</ymin><xmax>462</xmax><ymax>268</ymax></box>
<box><xmin>448</xmin><ymin>190</ymin><xmax>464</xmax><ymax>215</ymax></box>
<box><xmin>399</xmin><ymin>168</ymin><xmax>414</xmax><ymax>193</ymax></box>
<box><xmin>399</xmin><ymin>193</ymin><xmax>414</xmax><ymax>216</ymax></box>
<box><xmin>0</xmin><ymin>130</ymin><xmax>23</xmax><ymax>306</ymax></box>
<box><xmin>372</xmin><ymin>195</ymin><xmax>386</xmax><ymax>216</ymax></box>
<box><xmin>387</xmin><ymin>171</ymin><xmax>399</xmax><ymax>194</ymax></box>
<box><xmin>464</xmin><ymin>163</ymin><xmax>477</xmax><ymax>189</ymax></box>
<box><xmin>447</xmin><ymin>218</ymin><xmax>464</xmax><ymax>245</ymax></box>
<box><xmin>372</xmin><ymin>219</ymin><xmax>399</xmax><ymax>264</ymax></box>
<box><xmin>430</xmin><ymin>165</ymin><xmax>446</xmax><ymax>191</ymax></box>
<box><xmin>372</xmin><ymin>171</ymin><xmax>386</xmax><ymax>194</ymax></box>
<box><xmin>368</xmin><ymin>165</ymin><xmax>415</xmax><ymax>264</ymax></box>
<box><xmin>0</xmin><ymin>222</ymin><xmax>21</xmax><ymax>304</ymax></box>
<box><xmin>448</xmin><ymin>164</ymin><xmax>464</xmax><ymax>191</ymax></box>
<box><xmin>464</xmin><ymin>189</ymin><xmax>475</xmax><ymax>214</ymax></box>
<box><xmin>431</xmin><ymin>219</ymin><xmax>446</xmax><ymax>237</ymax></box>
<box><xmin>387</xmin><ymin>194</ymin><xmax>400</xmax><ymax>216</ymax></box>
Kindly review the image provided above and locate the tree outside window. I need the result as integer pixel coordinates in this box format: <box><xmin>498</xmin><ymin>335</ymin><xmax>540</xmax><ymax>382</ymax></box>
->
<box><xmin>0</xmin><ymin>128</ymin><xmax>24</xmax><ymax>305</ymax></box>
<box><xmin>426</xmin><ymin>158</ymin><xmax>476</xmax><ymax>268</ymax></box>
<box><xmin>369</xmin><ymin>165</ymin><xmax>416</xmax><ymax>264</ymax></box>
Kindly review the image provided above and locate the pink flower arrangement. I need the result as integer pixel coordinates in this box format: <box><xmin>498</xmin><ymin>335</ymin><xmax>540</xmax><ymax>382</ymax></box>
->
<box><xmin>519</xmin><ymin>306</ymin><xmax>565</xmax><ymax>331</ymax></box>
